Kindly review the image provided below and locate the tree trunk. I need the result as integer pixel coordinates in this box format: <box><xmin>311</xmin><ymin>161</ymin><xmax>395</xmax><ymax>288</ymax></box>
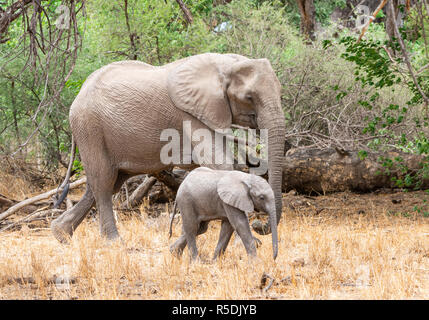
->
<box><xmin>385</xmin><ymin>0</ymin><xmax>402</xmax><ymax>41</ymax></box>
<box><xmin>296</xmin><ymin>0</ymin><xmax>316</xmax><ymax>41</ymax></box>
<box><xmin>283</xmin><ymin>148</ymin><xmax>429</xmax><ymax>194</ymax></box>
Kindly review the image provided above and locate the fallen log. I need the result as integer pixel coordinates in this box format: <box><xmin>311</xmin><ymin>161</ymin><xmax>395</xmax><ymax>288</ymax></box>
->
<box><xmin>119</xmin><ymin>176</ymin><xmax>157</xmax><ymax>209</ymax></box>
<box><xmin>152</xmin><ymin>169</ymin><xmax>186</xmax><ymax>192</ymax></box>
<box><xmin>3</xmin><ymin>147</ymin><xmax>427</xmax><ymax>223</ymax></box>
<box><xmin>283</xmin><ymin>148</ymin><xmax>429</xmax><ymax>194</ymax></box>
<box><xmin>0</xmin><ymin>177</ymin><xmax>86</xmax><ymax>222</ymax></box>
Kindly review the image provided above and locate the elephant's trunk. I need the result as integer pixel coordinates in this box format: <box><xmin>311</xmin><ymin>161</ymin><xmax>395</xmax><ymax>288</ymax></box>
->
<box><xmin>253</xmin><ymin>101</ymin><xmax>285</xmax><ymax>236</ymax></box>
<box><xmin>268</xmin><ymin>205</ymin><xmax>278</xmax><ymax>260</ymax></box>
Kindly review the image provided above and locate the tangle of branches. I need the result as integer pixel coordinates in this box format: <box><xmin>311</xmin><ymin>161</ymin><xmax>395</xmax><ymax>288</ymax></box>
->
<box><xmin>0</xmin><ymin>0</ymin><xmax>85</xmax><ymax>154</ymax></box>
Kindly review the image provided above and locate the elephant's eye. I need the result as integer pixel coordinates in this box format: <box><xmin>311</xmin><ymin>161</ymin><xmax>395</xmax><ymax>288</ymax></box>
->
<box><xmin>259</xmin><ymin>195</ymin><xmax>264</xmax><ymax>200</ymax></box>
<box><xmin>245</xmin><ymin>94</ymin><xmax>253</xmax><ymax>102</ymax></box>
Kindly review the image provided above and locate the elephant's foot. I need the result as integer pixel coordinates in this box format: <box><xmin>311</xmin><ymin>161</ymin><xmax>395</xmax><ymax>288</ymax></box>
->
<box><xmin>104</xmin><ymin>234</ymin><xmax>125</xmax><ymax>248</ymax></box>
<box><xmin>104</xmin><ymin>230</ymin><xmax>120</xmax><ymax>242</ymax></box>
<box><xmin>169</xmin><ymin>244</ymin><xmax>184</xmax><ymax>258</ymax></box>
<box><xmin>170</xmin><ymin>235</ymin><xmax>187</xmax><ymax>258</ymax></box>
<box><xmin>253</xmin><ymin>236</ymin><xmax>262</xmax><ymax>248</ymax></box>
<box><xmin>51</xmin><ymin>218</ymin><xmax>74</xmax><ymax>244</ymax></box>
<box><xmin>100</xmin><ymin>223</ymin><xmax>120</xmax><ymax>242</ymax></box>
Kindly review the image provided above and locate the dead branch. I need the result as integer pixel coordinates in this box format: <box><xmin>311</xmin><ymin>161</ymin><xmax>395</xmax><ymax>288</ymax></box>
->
<box><xmin>0</xmin><ymin>208</ymin><xmax>63</xmax><ymax>232</ymax></box>
<box><xmin>0</xmin><ymin>0</ymin><xmax>33</xmax><ymax>38</ymax></box>
<box><xmin>0</xmin><ymin>177</ymin><xmax>86</xmax><ymax>222</ymax></box>
<box><xmin>388</xmin><ymin>1</ymin><xmax>429</xmax><ymax>106</ymax></box>
<box><xmin>152</xmin><ymin>170</ymin><xmax>185</xmax><ymax>192</ymax></box>
<box><xmin>175</xmin><ymin>0</ymin><xmax>193</xmax><ymax>24</ymax></box>
<box><xmin>1</xmin><ymin>1</ymin><xmax>84</xmax><ymax>155</ymax></box>
<box><xmin>119</xmin><ymin>176</ymin><xmax>157</xmax><ymax>209</ymax></box>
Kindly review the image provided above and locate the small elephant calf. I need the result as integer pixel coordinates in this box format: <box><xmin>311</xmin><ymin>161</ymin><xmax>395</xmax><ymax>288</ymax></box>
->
<box><xmin>169</xmin><ymin>167</ymin><xmax>278</xmax><ymax>260</ymax></box>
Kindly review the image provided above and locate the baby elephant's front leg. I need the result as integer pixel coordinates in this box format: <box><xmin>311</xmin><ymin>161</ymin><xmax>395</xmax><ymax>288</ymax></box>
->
<box><xmin>213</xmin><ymin>220</ymin><xmax>234</xmax><ymax>260</ymax></box>
<box><xmin>223</xmin><ymin>204</ymin><xmax>257</xmax><ymax>258</ymax></box>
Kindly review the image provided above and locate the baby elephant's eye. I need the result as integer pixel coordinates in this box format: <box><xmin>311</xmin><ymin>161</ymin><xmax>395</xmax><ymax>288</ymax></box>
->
<box><xmin>259</xmin><ymin>195</ymin><xmax>265</xmax><ymax>200</ymax></box>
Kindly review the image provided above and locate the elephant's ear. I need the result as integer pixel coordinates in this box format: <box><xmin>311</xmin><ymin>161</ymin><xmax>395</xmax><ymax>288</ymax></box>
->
<box><xmin>167</xmin><ymin>53</ymin><xmax>233</xmax><ymax>130</ymax></box>
<box><xmin>217</xmin><ymin>172</ymin><xmax>254</xmax><ymax>213</ymax></box>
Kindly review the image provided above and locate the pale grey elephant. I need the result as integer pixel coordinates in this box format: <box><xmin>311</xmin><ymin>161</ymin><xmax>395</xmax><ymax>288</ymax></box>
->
<box><xmin>51</xmin><ymin>53</ymin><xmax>285</xmax><ymax>243</ymax></box>
<box><xmin>169</xmin><ymin>167</ymin><xmax>278</xmax><ymax>260</ymax></box>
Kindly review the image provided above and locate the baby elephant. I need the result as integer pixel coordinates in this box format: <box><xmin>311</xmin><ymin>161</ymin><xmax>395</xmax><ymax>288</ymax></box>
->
<box><xmin>169</xmin><ymin>167</ymin><xmax>278</xmax><ymax>260</ymax></box>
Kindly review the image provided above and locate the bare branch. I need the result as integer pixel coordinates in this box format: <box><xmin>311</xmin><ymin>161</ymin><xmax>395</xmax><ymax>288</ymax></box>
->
<box><xmin>388</xmin><ymin>1</ymin><xmax>429</xmax><ymax>105</ymax></box>
<box><xmin>175</xmin><ymin>0</ymin><xmax>193</xmax><ymax>24</ymax></box>
<box><xmin>0</xmin><ymin>177</ymin><xmax>86</xmax><ymax>222</ymax></box>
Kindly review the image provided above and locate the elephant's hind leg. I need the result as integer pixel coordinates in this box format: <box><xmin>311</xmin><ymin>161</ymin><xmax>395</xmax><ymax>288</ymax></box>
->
<box><xmin>89</xmin><ymin>169</ymin><xmax>120</xmax><ymax>240</ymax></box>
<box><xmin>170</xmin><ymin>221</ymin><xmax>209</xmax><ymax>258</ymax></box>
<box><xmin>51</xmin><ymin>185</ymin><xmax>95</xmax><ymax>243</ymax></box>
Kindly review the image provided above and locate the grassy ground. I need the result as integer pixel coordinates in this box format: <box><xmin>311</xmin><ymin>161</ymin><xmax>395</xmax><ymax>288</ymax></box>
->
<box><xmin>0</xmin><ymin>186</ymin><xmax>428</xmax><ymax>299</ymax></box>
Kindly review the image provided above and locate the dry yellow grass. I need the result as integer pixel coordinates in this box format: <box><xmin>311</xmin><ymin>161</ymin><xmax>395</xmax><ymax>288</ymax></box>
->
<box><xmin>0</xmin><ymin>195</ymin><xmax>428</xmax><ymax>299</ymax></box>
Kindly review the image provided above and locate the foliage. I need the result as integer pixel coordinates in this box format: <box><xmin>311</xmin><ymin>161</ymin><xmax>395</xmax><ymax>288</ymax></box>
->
<box><xmin>323</xmin><ymin>3</ymin><xmax>429</xmax><ymax>193</ymax></box>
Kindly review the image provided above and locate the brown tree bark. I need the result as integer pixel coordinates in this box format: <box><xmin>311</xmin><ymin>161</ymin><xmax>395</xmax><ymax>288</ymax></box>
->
<box><xmin>0</xmin><ymin>0</ymin><xmax>33</xmax><ymax>41</ymax></box>
<box><xmin>295</xmin><ymin>0</ymin><xmax>316</xmax><ymax>41</ymax></box>
<box><xmin>283</xmin><ymin>148</ymin><xmax>429</xmax><ymax>194</ymax></box>
<box><xmin>385</xmin><ymin>0</ymin><xmax>403</xmax><ymax>41</ymax></box>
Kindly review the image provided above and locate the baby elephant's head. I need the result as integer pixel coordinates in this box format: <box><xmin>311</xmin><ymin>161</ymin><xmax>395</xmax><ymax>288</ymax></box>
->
<box><xmin>217</xmin><ymin>171</ymin><xmax>278</xmax><ymax>259</ymax></box>
<box><xmin>245</xmin><ymin>175</ymin><xmax>276</xmax><ymax>216</ymax></box>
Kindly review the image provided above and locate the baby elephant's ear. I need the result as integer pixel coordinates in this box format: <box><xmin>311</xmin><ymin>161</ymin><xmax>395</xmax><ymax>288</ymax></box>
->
<box><xmin>217</xmin><ymin>172</ymin><xmax>254</xmax><ymax>213</ymax></box>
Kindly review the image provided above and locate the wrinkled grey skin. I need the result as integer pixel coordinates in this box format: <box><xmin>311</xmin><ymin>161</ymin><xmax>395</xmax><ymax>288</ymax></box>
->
<box><xmin>51</xmin><ymin>53</ymin><xmax>285</xmax><ymax>243</ymax></box>
<box><xmin>169</xmin><ymin>167</ymin><xmax>278</xmax><ymax>260</ymax></box>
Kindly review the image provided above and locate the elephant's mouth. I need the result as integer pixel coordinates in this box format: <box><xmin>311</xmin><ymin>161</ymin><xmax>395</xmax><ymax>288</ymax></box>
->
<box><xmin>233</xmin><ymin>113</ymin><xmax>258</xmax><ymax>129</ymax></box>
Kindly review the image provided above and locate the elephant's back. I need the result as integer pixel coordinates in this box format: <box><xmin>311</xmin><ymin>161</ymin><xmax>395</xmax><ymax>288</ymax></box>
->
<box><xmin>69</xmin><ymin>61</ymin><xmax>171</xmax><ymax>127</ymax></box>
<box><xmin>68</xmin><ymin>60</ymin><xmax>181</xmax><ymax>165</ymax></box>
<box><xmin>177</xmin><ymin>168</ymin><xmax>222</xmax><ymax>203</ymax></box>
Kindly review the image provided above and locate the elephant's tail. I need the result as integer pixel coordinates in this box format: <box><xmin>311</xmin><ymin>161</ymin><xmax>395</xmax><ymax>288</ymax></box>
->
<box><xmin>53</xmin><ymin>136</ymin><xmax>77</xmax><ymax>209</ymax></box>
<box><xmin>168</xmin><ymin>201</ymin><xmax>178</xmax><ymax>239</ymax></box>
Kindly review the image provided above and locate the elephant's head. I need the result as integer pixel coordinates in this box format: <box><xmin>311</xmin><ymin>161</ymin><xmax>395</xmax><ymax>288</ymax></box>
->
<box><xmin>217</xmin><ymin>171</ymin><xmax>278</xmax><ymax>259</ymax></box>
<box><xmin>167</xmin><ymin>53</ymin><xmax>285</xmax><ymax>236</ymax></box>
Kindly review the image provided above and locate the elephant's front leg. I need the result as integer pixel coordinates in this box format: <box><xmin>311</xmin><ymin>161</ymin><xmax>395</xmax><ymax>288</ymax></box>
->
<box><xmin>223</xmin><ymin>204</ymin><xmax>257</xmax><ymax>258</ymax></box>
<box><xmin>213</xmin><ymin>220</ymin><xmax>234</xmax><ymax>260</ymax></box>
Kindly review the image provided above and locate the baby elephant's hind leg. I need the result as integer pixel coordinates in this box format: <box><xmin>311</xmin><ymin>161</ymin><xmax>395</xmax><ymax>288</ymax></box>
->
<box><xmin>170</xmin><ymin>221</ymin><xmax>209</xmax><ymax>258</ymax></box>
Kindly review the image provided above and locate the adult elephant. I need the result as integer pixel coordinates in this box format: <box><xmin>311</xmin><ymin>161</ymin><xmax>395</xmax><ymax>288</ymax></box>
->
<box><xmin>51</xmin><ymin>53</ymin><xmax>285</xmax><ymax>243</ymax></box>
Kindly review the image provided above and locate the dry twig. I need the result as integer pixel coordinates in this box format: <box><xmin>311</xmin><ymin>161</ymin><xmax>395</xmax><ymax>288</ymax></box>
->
<box><xmin>0</xmin><ymin>177</ymin><xmax>86</xmax><ymax>222</ymax></box>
